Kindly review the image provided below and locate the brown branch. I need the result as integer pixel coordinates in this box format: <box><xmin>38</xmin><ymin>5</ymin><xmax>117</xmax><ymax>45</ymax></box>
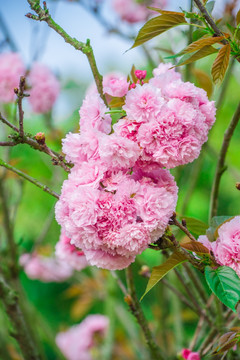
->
<box><xmin>0</xmin><ymin>113</ymin><xmax>71</xmax><ymax>173</ymax></box>
<box><xmin>0</xmin><ymin>274</ymin><xmax>42</xmax><ymax>360</ymax></box>
<box><xmin>209</xmin><ymin>101</ymin><xmax>240</xmax><ymax>219</ymax></box>
<box><xmin>16</xmin><ymin>76</ymin><xmax>26</xmax><ymax>138</ymax></box>
<box><xmin>170</xmin><ymin>214</ymin><xmax>197</xmax><ymax>242</ymax></box>
<box><xmin>193</xmin><ymin>0</ymin><xmax>228</xmax><ymax>42</ymax></box>
<box><xmin>126</xmin><ymin>266</ymin><xmax>164</xmax><ymax>360</ymax></box>
<box><xmin>0</xmin><ymin>158</ymin><xmax>59</xmax><ymax>199</ymax></box>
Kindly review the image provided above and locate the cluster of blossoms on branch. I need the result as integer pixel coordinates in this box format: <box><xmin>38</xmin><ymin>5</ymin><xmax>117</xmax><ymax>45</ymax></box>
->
<box><xmin>112</xmin><ymin>0</ymin><xmax>167</xmax><ymax>23</ymax></box>
<box><xmin>55</xmin><ymin>63</ymin><xmax>216</xmax><ymax>271</ymax></box>
<box><xmin>56</xmin><ymin>314</ymin><xmax>109</xmax><ymax>360</ymax></box>
<box><xmin>199</xmin><ymin>216</ymin><xmax>240</xmax><ymax>276</ymax></box>
<box><xmin>0</xmin><ymin>52</ymin><xmax>60</xmax><ymax>113</ymax></box>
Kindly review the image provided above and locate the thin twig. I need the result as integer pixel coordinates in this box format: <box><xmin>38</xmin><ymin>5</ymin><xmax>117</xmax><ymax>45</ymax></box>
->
<box><xmin>170</xmin><ymin>214</ymin><xmax>197</xmax><ymax>242</ymax></box>
<box><xmin>16</xmin><ymin>76</ymin><xmax>26</xmax><ymax>138</ymax></box>
<box><xmin>209</xmin><ymin>101</ymin><xmax>240</xmax><ymax>220</ymax></box>
<box><xmin>0</xmin><ymin>113</ymin><xmax>71</xmax><ymax>173</ymax></box>
<box><xmin>126</xmin><ymin>266</ymin><xmax>164</xmax><ymax>360</ymax></box>
<box><xmin>26</xmin><ymin>0</ymin><xmax>107</xmax><ymax>106</ymax></box>
<box><xmin>0</xmin><ymin>180</ymin><xmax>18</xmax><ymax>277</ymax></box>
<box><xmin>110</xmin><ymin>271</ymin><xmax>128</xmax><ymax>296</ymax></box>
<box><xmin>0</xmin><ymin>158</ymin><xmax>59</xmax><ymax>199</ymax></box>
<box><xmin>193</xmin><ymin>0</ymin><xmax>228</xmax><ymax>42</ymax></box>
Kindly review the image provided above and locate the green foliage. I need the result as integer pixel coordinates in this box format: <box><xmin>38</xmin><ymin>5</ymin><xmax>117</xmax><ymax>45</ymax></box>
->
<box><xmin>205</xmin><ymin>266</ymin><xmax>240</xmax><ymax>312</ymax></box>
<box><xmin>179</xmin><ymin>216</ymin><xmax>208</xmax><ymax>236</ymax></box>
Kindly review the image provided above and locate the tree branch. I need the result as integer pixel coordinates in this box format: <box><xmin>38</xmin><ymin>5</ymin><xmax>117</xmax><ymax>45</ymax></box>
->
<box><xmin>0</xmin><ymin>158</ymin><xmax>59</xmax><ymax>199</ymax></box>
<box><xmin>0</xmin><ymin>113</ymin><xmax>71</xmax><ymax>173</ymax></box>
<box><xmin>26</xmin><ymin>0</ymin><xmax>107</xmax><ymax>105</ymax></box>
<box><xmin>209</xmin><ymin>101</ymin><xmax>240</xmax><ymax>219</ymax></box>
<box><xmin>0</xmin><ymin>274</ymin><xmax>41</xmax><ymax>360</ymax></box>
<box><xmin>126</xmin><ymin>266</ymin><xmax>164</xmax><ymax>360</ymax></box>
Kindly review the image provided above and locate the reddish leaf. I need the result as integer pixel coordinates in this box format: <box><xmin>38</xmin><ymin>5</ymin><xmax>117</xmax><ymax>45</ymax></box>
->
<box><xmin>211</xmin><ymin>44</ymin><xmax>231</xmax><ymax>84</ymax></box>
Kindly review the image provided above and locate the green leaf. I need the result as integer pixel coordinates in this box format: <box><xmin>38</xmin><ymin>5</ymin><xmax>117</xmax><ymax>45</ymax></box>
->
<box><xmin>131</xmin><ymin>14</ymin><xmax>187</xmax><ymax>49</ymax></box>
<box><xmin>141</xmin><ymin>252</ymin><xmax>187</xmax><ymax>300</ymax></box>
<box><xmin>108</xmin><ymin>96</ymin><xmax>125</xmax><ymax>108</ymax></box>
<box><xmin>206</xmin><ymin>1</ymin><xmax>215</xmax><ymax>14</ymax></box>
<box><xmin>176</xmin><ymin>45</ymin><xmax>218</xmax><ymax>67</ymax></box>
<box><xmin>205</xmin><ymin>266</ymin><xmax>240</xmax><ymax>312</ymax></box>
<box><xmin>192</xmin><ymin>29</ymin><xmax>209</xmax><ymax>42</ymax></box>
<box><xmin>179</xmin><ymin>216</ymin><xmax>208</xmax><ymax>236</ymax></box>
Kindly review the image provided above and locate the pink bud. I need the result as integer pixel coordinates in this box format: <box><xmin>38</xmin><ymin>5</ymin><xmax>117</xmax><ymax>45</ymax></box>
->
<box><xmin>135</xmin><ymin>70</ymin><xmax>147</xmax><ymax>80</ymax></box>
<box><xmin>188</xmin><ymin>353</ymin><xmax>200</xmax><ymax>360</ymax></box>
<box><xmin>35</xmin><ymin>132</ymin><xmax>46</xmax><ymax>145</ymax></box>
<box><xmin>182</xmin><ymin>349</ymin><xmax>191</xmax><ymax>359</ymax></box>
<box><xmin>129</xmin><ymin>83</ymin><xmax>136</xmax><ymax>89</ymax></box>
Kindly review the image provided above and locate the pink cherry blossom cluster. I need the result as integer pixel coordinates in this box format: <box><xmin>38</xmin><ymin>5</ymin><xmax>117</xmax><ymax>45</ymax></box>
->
<box><xmin>182</xmin><ymin>348</ymin><xmax>201</xmax><ymax>360</ymax></box>
<box><xmin>199</xmin><ymin>216</ymin><xmax>240</xmax><ymax>277</ymax></box>
<box><xmin>112</xmin><ymin>0</ymin><xmax>167</xmax><ymax>23</ymax></box>
<box><xmin>20</xmin><ymin>232</ymin><xmax>88</xmax><ymax>282</ymax></box>
<box><xmin>56</xmin><ymin>314</ymin><xmax>109</xmax><ymax>360</ymax></box>
<box><xmin>0</xmin><ymin>52</ymin><xmax>60</xmax><ymax>114</ymax></box>
<box><xmin>55</xmin><ymin>63</ymin><xmax>215</xmax><ymax>270</ymax></box>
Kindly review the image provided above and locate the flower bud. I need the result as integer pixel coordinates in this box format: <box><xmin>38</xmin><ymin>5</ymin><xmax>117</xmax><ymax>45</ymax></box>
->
<box><xmin>35</xmin><ymin>132</ymin><xmax>46</xmax><ymax>145</ymax></box>
<box><xmin>129</xmin><ymin>83</ymin><xmax>136</xmax><ymax>90</ymax></box>
<box><xmin>124</xmin><ymin>294</ymin><xmax>133</xmax><ymax>306</ymax></box>
<box><xmin>135</xmin><ymin>70</ymin><xmax>147</xmax><ymax>80</ymax></box>
<box><xmin>236</xmin><ymin>182</ymin><xmax>240</xmax><ymax>190</ymax></box>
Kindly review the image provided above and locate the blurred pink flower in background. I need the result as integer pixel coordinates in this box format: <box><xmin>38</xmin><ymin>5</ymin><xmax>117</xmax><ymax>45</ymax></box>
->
<box><xmin>112</xmin><ymin>0</ymin><xmax>167</xmax><ymax>23</ymax></box>
<box><xmin>0</xmin><ymin>52</ymin><xmax>25</xmax><ymax>103</ymax></box>
<box><xmin>56</xmin><ymin>314</ymin><xmax>109</xmax><ymax>360</ymax></box>
<box><xmin>28</xmin><ymin>63</ymin><xmax>60</xmax><ymax>114</ymax></box>
<box><xmin>182</xmin><ymin>348</ymin><xmax>200</xmax><ymax>360</ymax></box>
<box><xmin>19</xmin><ymin>252</ymin><xmax>73</xmax><ymax>282</ymax></box>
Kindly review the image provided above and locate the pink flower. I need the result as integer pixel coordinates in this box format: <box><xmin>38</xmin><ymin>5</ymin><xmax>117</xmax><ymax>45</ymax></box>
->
<box><xmin>123</xmin><ymin>83</ymin><xmax>165</xmax><ymax>123</ymax></box>
<box><xmin>135</xmin><ymin>70</ymin><xmax>147</xmax><ymax>80</ymax></box>
<box><xmin>103</xmin><ymin>72</ymin><xmax>129</xmax><ymax>98</ymax></box>
<box><xmin>56</xmin><ymin>314</ymin><xmax>109</xmax><ymax>360</ymax></box>
<box><xmin>0</xmin><ymin>52</ymin><xmax>25</xmax><ymax>103</ymax></box>
<box><xmin>181</xmin><ymin>349</ymin><xmax>200</xmax><ymax>360</ymax></box>
<box><xmin>198</xmin><ymin>217</ymin><xmax>240</xmax><ymax>276</ymax></box>
<box><xmin>55</xmin><ymin>167</ymin><xmax>177</xmax><ymax>270</ymax></box>
<box><xmin>99</xmin><ymin>133</ymin><xmax>140</xmax><ymax>169</ymax></box>
<box><xmin>28</xmin><ymin>63</ymin><xmax>60</xmax><ymax>113</ymax></box>
<box><xmin>79</xmin><ymin>93</ymin><xmax>112</xmax><ymax>134</ymax></box>
<box><xmin>84</xmin><ymin>248</ymin><xmax>135</xmax><ymax>270</ymax></box>
<box><xmin>62</xmin><ymin>130</ymin><xmax>101</xmax><ymax>164</ymax></box>
<box><xmin>182</xmin><ymin>349</ymin><xmax>191</xmax><ymax>359</ymax></box>
<box><xmin>55</xmin><ymin>231</ymin><xmax>89</xmax><ymax>271</ymax></box>
<box><xmin>19</xmin><ymin>253</ymin><xmax>73</xmax><ymax>282</ymax></box>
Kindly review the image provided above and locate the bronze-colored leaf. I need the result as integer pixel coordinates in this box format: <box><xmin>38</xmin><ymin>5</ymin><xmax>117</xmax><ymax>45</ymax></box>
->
<box><xmin>141</xmin><ymin>252</ymin><xmax>187</xmax><ymax>300</ymax></box>
<box><xmin>176</xmin><ymin>45</ymin><xmax>218</xmax><ymax>67</ymax></box>
<box><xmin>211</xmin><ymin>44</ymin><xmax>231</xmax><ymax>84</ymax></box>
<box><xmin>131</xmin><ymin>14</ymin><xmax>187</xmax><ymax>49</ymax></box>
<box><xmin>192</xmin><ymin>68</ymin><xmax>213</xmax><ymax>98</ymax></box>
<box><xmin>181</xmin><ymin>241</ymin><xmax>210</xmax><ymax>254</ymax></box>
<box><xmin>182</xmin><ymin>36</ymin><xmax>225</xmax><ymax>54</ymax></box>
<box><xmin>237</xmin><ymin>9</ymin><xmax>240</xmax><ymax>25</ymax></box>
<box><xmin>108</xmin><ymin>96</ymin><xmax>125</xmax><ymax>108</ymax></box>
<box><xmin>147</xmin><ymin>7</ymin><xmax>184</xmax><ymax>16</ymax></box>
<box><xmin>130</xmin><ymin>64</ymin><xmax>138</xmax><ymax>83</ymax></box>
